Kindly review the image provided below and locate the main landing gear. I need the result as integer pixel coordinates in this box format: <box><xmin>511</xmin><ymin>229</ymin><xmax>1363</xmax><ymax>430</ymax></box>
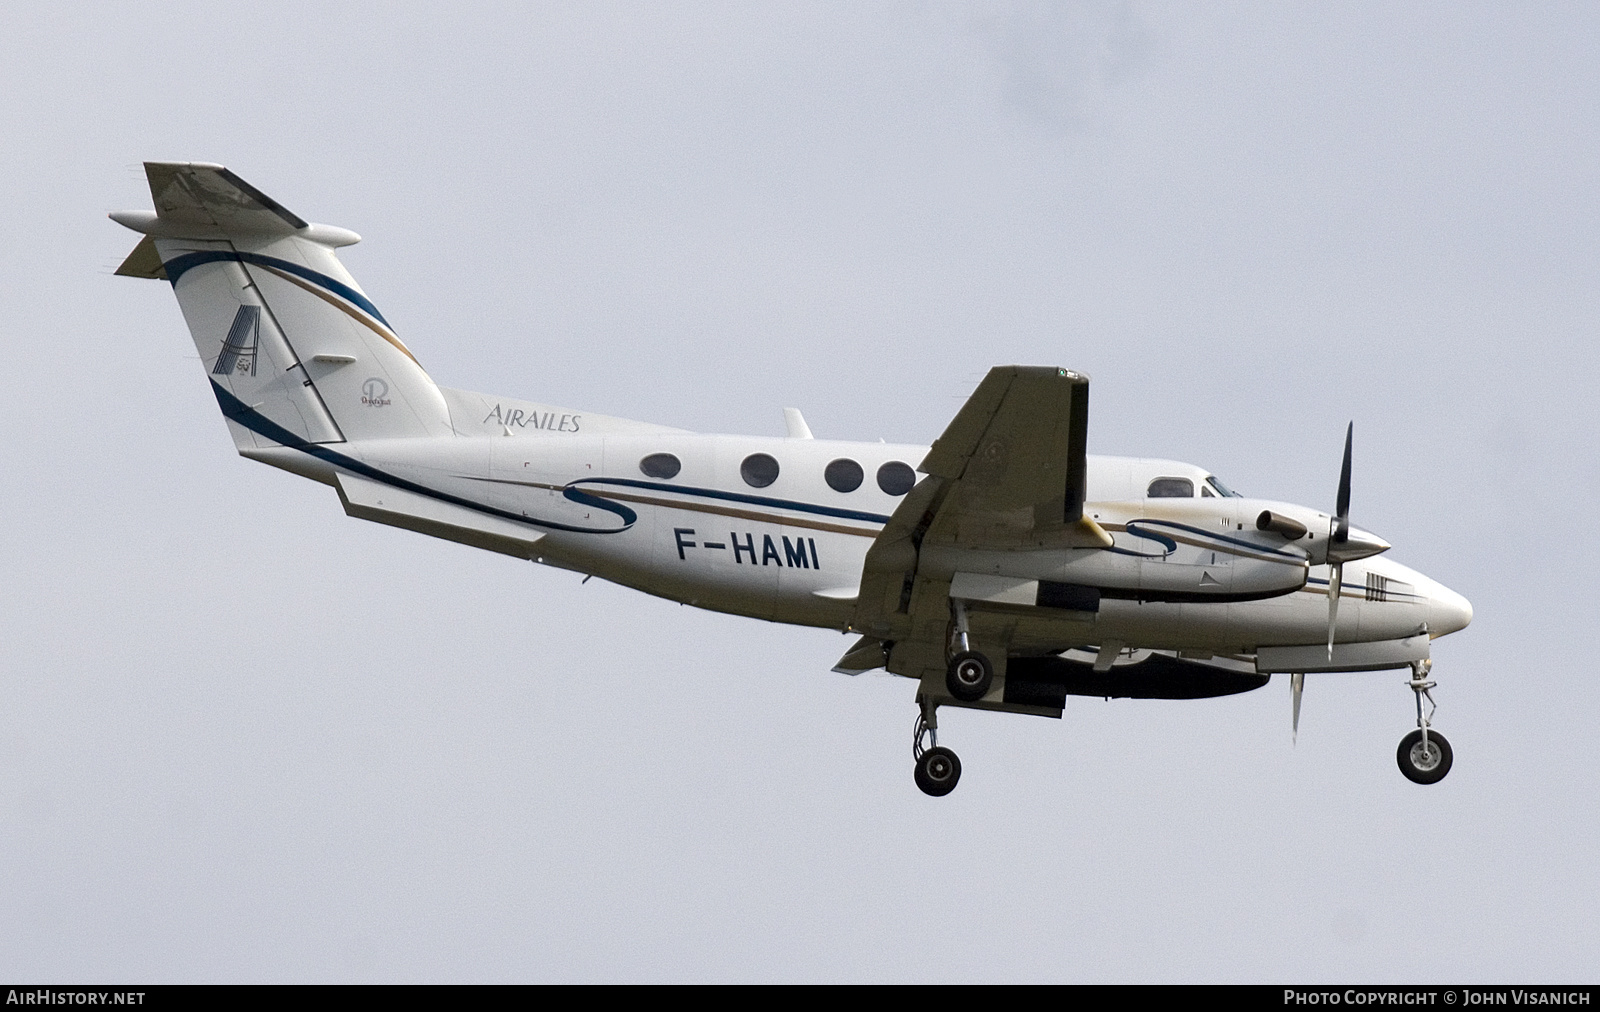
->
<box><xmin>1397</xmin><ymin>659</ymin><xmax>1452</xmax><ymax>785</ymax></box>
<box><xmin>913</xmin><ymin>700</ymin><xmax>961</xmax><ymax>797</ymax></box>
<box><xmin>946</xmin><ymin>651</ymin><xmax>993</xmax><ymax>702</ymax></box>
<box><xmin>913</xmin><ymin>600</ymin><xmax>992</xmax><ymax>795</ymax></box>
<box><xmin>944</xmin><ymin>599</ymin><xmax>994</xmax><ymax>703</ymax></box>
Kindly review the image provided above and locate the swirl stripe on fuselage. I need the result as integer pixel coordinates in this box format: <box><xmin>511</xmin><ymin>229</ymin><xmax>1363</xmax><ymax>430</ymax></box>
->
<box><xmin>464</xmin><ymin>474</ymin><xmax>892</xmax><ymax>532</ymax></box>
<box><xmin>209</xmin><ymin>381</ymin><xmax>636</xmax><ymax>535</ymax></box>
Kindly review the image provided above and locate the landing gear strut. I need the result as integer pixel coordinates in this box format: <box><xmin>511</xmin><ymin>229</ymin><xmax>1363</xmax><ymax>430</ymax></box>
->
<box><xmin>944</xmin><ymin>599</ymin><xmax>993</xmax><ymax>702</ymax></box>
<box><xmin>1397</xmin><ymin>659</ymin><xmax>1452</xmax><ymax>785</ymax></box>
<box><xmin>913</xmin><ymin>699</ymin><xmax>961</xmax><ymax>797</ymax></box>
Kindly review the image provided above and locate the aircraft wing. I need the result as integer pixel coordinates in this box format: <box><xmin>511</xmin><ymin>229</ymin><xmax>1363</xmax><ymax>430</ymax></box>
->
<box><xmin>921</xmin><ymin>365</ymin><xmax>1094</xmax><ymax>537</ymax></box>
<box><xmin>853</xmin><ymin>366</ymin><xmax>1108</xmax><ymax>642</ymax></box>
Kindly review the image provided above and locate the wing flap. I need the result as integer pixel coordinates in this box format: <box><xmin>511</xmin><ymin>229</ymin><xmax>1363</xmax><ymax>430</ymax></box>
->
<box><xmin>831</xmin><ymin>635</ymin><xmax>888</xmax><ymax>675</ymax></box>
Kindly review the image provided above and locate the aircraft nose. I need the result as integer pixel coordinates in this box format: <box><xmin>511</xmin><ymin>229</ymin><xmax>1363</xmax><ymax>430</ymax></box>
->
<box><xmin>1427</xmin><ymin>584</ymin><xmax>1473</xmax><ymax>637</ymax></box>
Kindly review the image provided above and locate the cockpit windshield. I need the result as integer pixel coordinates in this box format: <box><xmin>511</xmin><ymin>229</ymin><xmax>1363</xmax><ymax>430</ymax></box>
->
<box><xmin>1206</xmin><ymin>475</ymin><xmax>1243</xmax><ymax>498</ymax></box>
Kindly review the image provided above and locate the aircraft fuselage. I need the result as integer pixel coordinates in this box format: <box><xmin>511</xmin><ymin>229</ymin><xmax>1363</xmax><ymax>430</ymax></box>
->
<box><xmin>249</xmin><ymin>427</ymin><xmax>1471</xmax><ymax>659</ymax></box>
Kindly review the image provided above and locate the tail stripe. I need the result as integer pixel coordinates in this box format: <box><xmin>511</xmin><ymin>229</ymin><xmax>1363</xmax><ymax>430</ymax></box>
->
<box><xmin>163</xmin><ymin>250</ymin><xmax>392</xmax><ymax>328</ymax></box>
<box><xmin>255</xmin><ymin>264</ymin><xmax>421</xmax><ymax>367</ymax></box>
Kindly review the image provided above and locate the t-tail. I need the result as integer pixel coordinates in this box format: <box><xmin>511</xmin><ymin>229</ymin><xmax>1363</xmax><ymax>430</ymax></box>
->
<box><xmin>112</xmin><ymin>162</ymin><xmax>451</xmax><ymax>451</ymax></box>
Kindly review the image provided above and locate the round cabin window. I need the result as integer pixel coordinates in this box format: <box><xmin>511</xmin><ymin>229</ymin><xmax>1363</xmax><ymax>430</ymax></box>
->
<box><xmin>639</xmin><ymin>453</ymin><xmax>681</xmax><ymax>479</ymax></box>
<box><xmin>824</xmin><ymin>458</ymin><xmax>864</xmax><ymax>493</ymax></box>
<box><xmin>877</xmin><ymin>461</ymin><xmax>916</xmax><ymax>496</ymax></box>
<box><xmin>740</xmin><ymin>453</ymin><xmax>780</xmax><ymax>488</ymax></box>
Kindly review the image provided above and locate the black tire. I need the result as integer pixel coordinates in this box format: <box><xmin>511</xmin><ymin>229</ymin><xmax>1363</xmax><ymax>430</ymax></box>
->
<box><xmin>1397</xmin><ymin>729</ymin><xmax>1453</xmax><ymax>785</ymax></box>
<box><xmin>915</xmin><ymin>746</ymin><xmax>962</xmax><ymax>797</ymax></box>
<box><xmin>946</xmin><ymin>651</ymin><xmax>994</xmax><ymax>701</ymax></box>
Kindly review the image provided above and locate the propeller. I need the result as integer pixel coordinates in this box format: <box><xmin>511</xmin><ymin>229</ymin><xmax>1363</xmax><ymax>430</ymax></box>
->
<box><xmin>1327</xmin><ymin>422</ymin><xmax>1353</xmax><ymax>661</ymax></box>
<box><xmin>1291</xmin><ymin>672</ymin><xmax>1304</xmax><ymax>744</ymax></box>
<box><xmin>1295</xmin><ymin>422</ymin><xmax>1389</xmax><ymax>740</ymax></box>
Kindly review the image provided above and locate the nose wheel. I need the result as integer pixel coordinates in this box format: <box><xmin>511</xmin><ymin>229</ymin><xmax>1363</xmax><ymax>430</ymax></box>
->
<box><xmin>913</xmin><ymin>703</ymin><xmax>962</xmax><ymax>797</ymax></box>
<box><xmin>1398</xmin><ymin>660</ymin><xmax>1453</xmax><ymax>785</ymax></box>
<box><xmin>1397</xmin><ymin>728</ymin><xmax>1452</xmax><ymax>784</ymax></box>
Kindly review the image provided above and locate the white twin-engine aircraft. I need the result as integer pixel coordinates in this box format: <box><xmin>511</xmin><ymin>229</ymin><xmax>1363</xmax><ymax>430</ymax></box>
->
<box><xmin>113</xmin><ymin>162</ymin><xmax>1472</xmax><ymax>796</ymax></box>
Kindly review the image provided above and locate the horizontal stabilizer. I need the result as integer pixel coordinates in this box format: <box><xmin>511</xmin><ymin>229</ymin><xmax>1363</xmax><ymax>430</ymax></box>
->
<box><xmin>144</xmin><ymin>161</ymin><xmax>307</xmax><ymax>237</ymax></box>
<box><xmin>115</xmin><ymin>235</ymin><xmax>167</xmax><ymax>279</ymax></box>
<box><xmin>335</xmin><ymin>472</ymin><xmax>546</xmax><ymax>560</ymax></box>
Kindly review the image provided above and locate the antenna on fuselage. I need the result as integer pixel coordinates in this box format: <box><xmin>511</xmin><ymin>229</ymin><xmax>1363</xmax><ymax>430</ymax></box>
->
<box><xmin>782</xmin><ymin>407</ymin><xmax>814</xmax><ymax>440</ymax></box>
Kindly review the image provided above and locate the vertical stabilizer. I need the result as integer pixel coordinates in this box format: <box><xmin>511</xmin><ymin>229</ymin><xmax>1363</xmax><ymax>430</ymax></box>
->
<box><xmin>113</xmin><ymin>162</ymin><xmax>453</xmax><ymax>449</ymax></box>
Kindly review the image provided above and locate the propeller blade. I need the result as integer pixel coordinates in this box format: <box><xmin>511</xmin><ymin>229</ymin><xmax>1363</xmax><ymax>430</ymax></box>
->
<box><xmin>1327</xmin><ymin>560</ymin><xmax>1343</xmax><ymax>661</ymax></box>
<box><xmin>1327</xmin><ymin>422</ymin><xmax>1352</xmax><ymax>661</ymax></box>
<box><xmin>1333</xmin><ymin>422</ymin><xmax>1352</xmax><ymax>543</ymax></box>
<box><xmin>1290</xmin><ymin>671</ymin><xmax>1304</xmax><ymax>744</ymax></box>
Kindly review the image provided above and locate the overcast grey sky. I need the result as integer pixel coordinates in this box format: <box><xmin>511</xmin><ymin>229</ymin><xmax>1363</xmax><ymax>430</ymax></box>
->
<box><xmin>1</xmin><ymin>1</ymin><xmax>1595</xmax><ymax>982</ymax></box>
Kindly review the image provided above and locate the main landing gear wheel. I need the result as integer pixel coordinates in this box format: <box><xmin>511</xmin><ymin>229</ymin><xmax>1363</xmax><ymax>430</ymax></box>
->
<box><xmin>1397</xmin><ymin>729</ymin><xmax>1453</xmax><ymax>785</ymax></box>
<box><xmin>946</xmin><ymin>651</ymin><xmax>993</xmax><ymax>702</ymax></box>
<box><xmin>913</xmin><ymin>706</ymin><xmax>961</xmax><ymax>797</ymax></box>
<box><xmin>915</xmin><ymin>747</ymin><xmax>962</xmax><ymax>797</ymax></box>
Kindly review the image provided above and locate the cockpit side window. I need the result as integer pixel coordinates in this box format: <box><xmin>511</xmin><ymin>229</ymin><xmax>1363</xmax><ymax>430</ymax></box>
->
<box><xmin>1206</xmin><ymin>475</ymin><xmax>1243</xmax><ymax>498</ymax></box>
<box><xmin>1147</xmin><ymin>477</ymin><xmax>1194</xmax><ymax>498</ymax></box>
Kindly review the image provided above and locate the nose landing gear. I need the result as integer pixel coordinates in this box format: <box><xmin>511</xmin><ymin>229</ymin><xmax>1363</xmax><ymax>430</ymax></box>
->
<box><xmin>913</xmin><ymin>700</ymin><xmax>961</xmax><ymax>797</ymax></box>
<box><xmin>1398</xmin><ymin>659</ymin><xmax>1452</xmax><ymax>784</ymax></box>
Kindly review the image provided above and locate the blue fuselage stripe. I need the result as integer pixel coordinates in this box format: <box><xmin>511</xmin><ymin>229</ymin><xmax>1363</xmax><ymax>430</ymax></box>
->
<box><xmin>570</xmin><ymin>477</ymin><xmax>894</xmax><ymax>525</ymax></box>
<box><xmin>1131</xmin><ymin>518</ymin><xmax>1306</xmax><ymax>559</ymax></box>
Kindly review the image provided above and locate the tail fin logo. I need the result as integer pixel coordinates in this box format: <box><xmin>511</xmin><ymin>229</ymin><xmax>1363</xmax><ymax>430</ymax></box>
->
<box><xmin>361</xmin><ymin>377</ymin><xmax>392</xmax><ymax>407</ymax></box>
<box><xmin>211</xmin><ymin>305</ymin><xmax>260</xmax><ymax>377</ymax></box>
